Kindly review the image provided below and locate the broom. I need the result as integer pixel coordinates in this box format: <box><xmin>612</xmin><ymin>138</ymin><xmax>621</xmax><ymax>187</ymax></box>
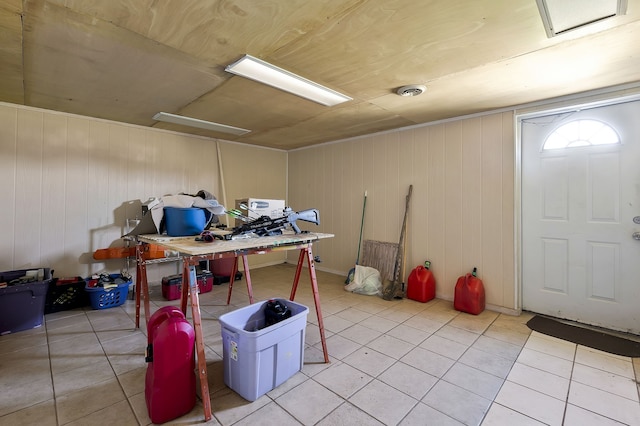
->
<box><xmin>345</xmin><ymin>191</ymin><xmax>367</xmax><ymax>284</ymax></box>
<box><xmin>382</xmin><ymin>185</ymin><xmax>413</xmax><ymax>300</ymax></box>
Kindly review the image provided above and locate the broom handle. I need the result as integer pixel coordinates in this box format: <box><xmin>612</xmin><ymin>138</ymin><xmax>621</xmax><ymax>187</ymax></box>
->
<box><xmin>382</xmin><ymin>184</ymin><xmax>412</xmax><ymax>300</ymax></box>
<box><xmin>355</xmin><ymin>191</ymin><xmax>367</xmax><ymax>264</ymax></box>
<box><xmin>401</xmin><ymin>212</ymin><xmax>408</xmax><ymax>285</ymax></box>
<box><xmin>397</xmin><ymin>186</ymin><xmax>412</xmax><ymax>287</ymax></box>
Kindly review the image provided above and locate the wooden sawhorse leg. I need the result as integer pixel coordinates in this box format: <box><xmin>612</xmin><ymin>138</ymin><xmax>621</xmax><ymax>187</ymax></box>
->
<box><xmin>135</xmin><ymin>243</ymin><xmax>151</xmax><ymax>330</ymax></box>
<box><xmin>290</xmin><ymin>245</ymin><xmax>329</xmax><ymax>363</ymax></box>
<box><xmin>226</xmin><ymin>255</ymin><xmax>254</xmax><ymax>305</ymax></box>
<box><xmin>180</xmin><ymin>261</ymin><xmax>212</xmax><ymax>422</ymax></box>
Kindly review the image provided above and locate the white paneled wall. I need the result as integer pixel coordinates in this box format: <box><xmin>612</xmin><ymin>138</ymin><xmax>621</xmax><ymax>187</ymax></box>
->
<box><xmin>0</xmin><ymin>103</ymin><xmax>286</xmax><ymax>280</ymax></box>
<box><xmin>0</xmin><ymin>101</ymin><xmax>515</xmax><ymax>310</ymax></box>
<box><xmin>289</xmin><ymin>112</ymin><xmax>516</xmax><ymax>310</ymax></box>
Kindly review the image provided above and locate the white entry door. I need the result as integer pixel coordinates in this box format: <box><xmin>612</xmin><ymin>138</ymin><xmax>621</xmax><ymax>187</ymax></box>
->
<box><xmin>521</xmin><ymin>100</ymin><xmax>640</xmax><ymax>334</ymax></box>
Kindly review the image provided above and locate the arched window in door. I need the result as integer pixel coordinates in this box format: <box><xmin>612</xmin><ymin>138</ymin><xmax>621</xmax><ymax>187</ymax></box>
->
<box><xmin>543</xmin><ymin>119</ymin><xmax>620</xmax><ymax>150</ymax></box>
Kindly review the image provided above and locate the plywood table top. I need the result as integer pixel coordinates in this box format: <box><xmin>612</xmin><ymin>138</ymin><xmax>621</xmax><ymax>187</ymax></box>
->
<box><xmin>137</xmin><ymin>232</ymin><xmax>334</xmax><ymax>256</ymax></box>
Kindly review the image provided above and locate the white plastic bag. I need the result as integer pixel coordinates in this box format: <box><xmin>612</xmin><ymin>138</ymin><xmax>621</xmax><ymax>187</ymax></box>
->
<box><xmin>344</xmin><ymin>265</ymin><xmax>382</xmax><ymax>296</ymax></box>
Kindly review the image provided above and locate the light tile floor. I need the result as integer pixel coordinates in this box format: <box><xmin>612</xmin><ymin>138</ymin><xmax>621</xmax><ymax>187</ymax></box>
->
<box><xmin>1</xmin><ymin>264</ymin><xmax>639</xmax><ymax>425</ymax></box>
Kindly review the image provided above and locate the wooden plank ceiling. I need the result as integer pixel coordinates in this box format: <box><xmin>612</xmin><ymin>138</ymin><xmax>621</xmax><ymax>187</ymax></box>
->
<box><xmin>1</xmin><ymin>0</ymin><xmax>639</xmax><ymax>149</ymax></box>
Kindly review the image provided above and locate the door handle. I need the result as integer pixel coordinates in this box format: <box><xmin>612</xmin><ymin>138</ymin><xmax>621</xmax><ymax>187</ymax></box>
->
<box><xmin>633</xmin><ymin>232</ymin><xmax>640</xmax><ymax>240</ymax></box>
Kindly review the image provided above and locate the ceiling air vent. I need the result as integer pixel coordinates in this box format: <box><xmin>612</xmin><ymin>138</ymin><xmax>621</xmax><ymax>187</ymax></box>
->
<box><xmin>536</xmin><ymin>0</ymin><xmax>628</xmax><ymax>38</ymax></box>
<box><xmin>396</xmin><ymin>85</ymin><xmax>426</xmax><ymax>97</ymax></box>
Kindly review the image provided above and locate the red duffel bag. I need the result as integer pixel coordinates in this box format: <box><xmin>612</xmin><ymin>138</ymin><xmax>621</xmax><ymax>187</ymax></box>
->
<box><xmin>454</xmin><ymin>267</ymin><xmax>485</xmax><ymax>315</ymax></box>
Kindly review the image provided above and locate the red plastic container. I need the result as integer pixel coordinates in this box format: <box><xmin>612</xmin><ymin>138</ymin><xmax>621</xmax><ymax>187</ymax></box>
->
<box><xmin>406</xmin><ymin>261</ymin><xmax>436</xmax><ymax>303</ymax></box>
<box><xmin>145</xmin><ymin>306</ymin><xmax>196</xmax><ymax>424</ymax></box>
<box><xmin>161</xmin><ymin>271</ymin><xmax>213</xmax><ymax>301</ymax></box>
<box><xmin>210</xmin><ymin>257</ymin><xmax>243</xmax><ymax>285</ymax></box>
<box><xmin>454</xmin><ymin>267</ymin><xmax>485</xmax><ymax>315</ymax></box>
<box><xmin>211</xmin><ymin>257</ymin><xmax>235</xmax><ymax>276</ymax></box>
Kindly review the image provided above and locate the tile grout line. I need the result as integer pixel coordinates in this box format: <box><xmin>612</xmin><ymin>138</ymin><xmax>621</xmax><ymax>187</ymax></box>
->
<box><xmin>560</xmin><ymin>334</ymin><xmax>579</xmax><ymax>426</ymax></box>
<box><xmin>44</xmin><ymin>317</ymin><xmax>60</xmax><ymax>426</ymax></box>
<box><xmin>474</xmin><ymin>311</ymin><xmax>524</xmax><ymax>426</ymax></box>
<box><xmin>113</xmin><ymin>305</ymin><xmax>147</xmax><ymax>426</ymax></box>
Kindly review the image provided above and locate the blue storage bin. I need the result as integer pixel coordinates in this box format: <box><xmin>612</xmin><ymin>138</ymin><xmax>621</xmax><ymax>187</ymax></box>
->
<box><xmin>164</xmin><ymin>207</ymin><xmax>208</xmax><ymax>236</ymax></box>
<box><xmin>219</xmin><ymin>299</ymin><xmax>308</xmax><ymax>401</ymax></box>
<box><xmin>0</xmin><ymin>268</ymin><xmax>52</xmax><ymax>335</ymax></box>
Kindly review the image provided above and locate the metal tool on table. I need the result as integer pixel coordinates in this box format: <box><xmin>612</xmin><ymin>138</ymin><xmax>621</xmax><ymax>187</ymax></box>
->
<box><xmin>222</xmin><ymin>207</ymin><xmax>320</xmax><ymax>240</ymax></box>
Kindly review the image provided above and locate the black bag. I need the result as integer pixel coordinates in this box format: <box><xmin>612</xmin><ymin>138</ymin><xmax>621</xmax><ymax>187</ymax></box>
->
<box><xmin>264</xmin><ymin>299</ymin><xmax>291</xmax><ymax>326</ymax></box>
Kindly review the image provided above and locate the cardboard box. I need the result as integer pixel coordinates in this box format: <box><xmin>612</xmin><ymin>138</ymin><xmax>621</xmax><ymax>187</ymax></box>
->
<box><xmin>234</xmin><ymin>198</ymin><xmax>285</xmax><ymax>226</ymax></box>
<box><xmin>219</xmin><ymin>299</ymin><xmax>308</xmax><ymax>401</ymax></box>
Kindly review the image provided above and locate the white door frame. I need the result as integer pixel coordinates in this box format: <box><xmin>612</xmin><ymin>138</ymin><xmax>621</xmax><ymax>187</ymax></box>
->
<box><xmin>514</xmin><ymin>91</ymin><xmax>640</xmax><ymax>314</ymax></box>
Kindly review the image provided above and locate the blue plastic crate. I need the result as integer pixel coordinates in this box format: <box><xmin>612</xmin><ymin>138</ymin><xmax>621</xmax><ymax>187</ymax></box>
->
<box><xmin>85</xmin><ymin>274</ymin><xmax>131</xmax><ymax>310</ymax></box>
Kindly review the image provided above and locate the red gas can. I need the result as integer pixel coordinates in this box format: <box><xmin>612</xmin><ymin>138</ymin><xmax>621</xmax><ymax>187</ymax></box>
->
<box><xmin>454</xmin><ymin>267</ymin><xmax>485</xmax><ymax>315</ymax></box>
<box><xmin>407</xmin><ymin>261</ymin><xmax>436</xmax><ymax>303</ymax></box>
<box><xmin>145</xmin><ymin>306</ymin><xmax>196</xmax><ymax>424</ymax></box>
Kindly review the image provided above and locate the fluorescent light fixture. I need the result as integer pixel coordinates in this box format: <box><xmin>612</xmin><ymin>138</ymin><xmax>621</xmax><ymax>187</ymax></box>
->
<box><xmin>536</xmin><ymin>0</ymin><xmax>627</xmax><ymax>37</ymax></box>
<box><xmin>225</xmin><ymin>54</ymin><xmax>352</xmax><ymax>106</ymax></box>
<box><xmin>152</xmin><ymin>112</ymin><xmax>250</xmax><ymax>135</ymax></box>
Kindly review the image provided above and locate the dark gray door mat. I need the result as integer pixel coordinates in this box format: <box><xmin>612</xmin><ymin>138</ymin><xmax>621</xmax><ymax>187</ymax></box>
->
<box><xmin>526</xmin><ymin>315</ymin><xmax>640</xmax><ymax>357</ymax></box>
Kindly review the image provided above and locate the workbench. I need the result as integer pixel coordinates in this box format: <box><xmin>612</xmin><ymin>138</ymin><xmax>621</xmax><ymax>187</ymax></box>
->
<box><xmin>134</xmin><ymin>232</ymin><xmax>333</xmax><ymax>421</ymax></box>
